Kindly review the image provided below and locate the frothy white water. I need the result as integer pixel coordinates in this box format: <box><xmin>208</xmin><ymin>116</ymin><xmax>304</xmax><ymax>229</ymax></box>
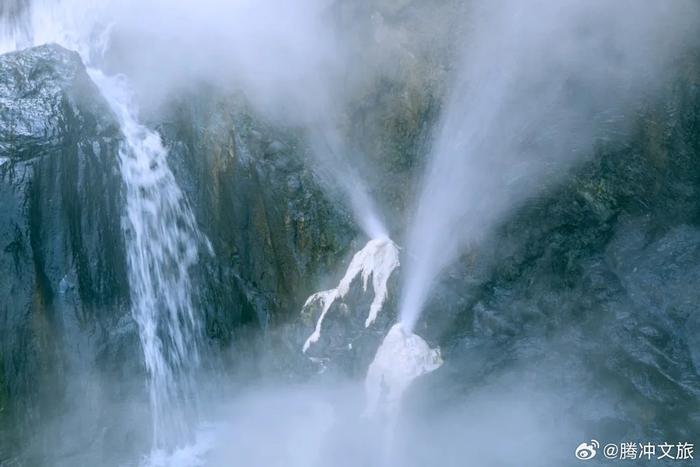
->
<box><xmin>362</xmin><ymin>323</ymin><xmax>442</xmax><ymax>466</ymax></box>
<box><xmin>364</xmin><ymin>323</ymin><xmax>442</xmax><ymax>417</ymax></box>
<box><xmin>138</xmin><ymin>425</ymin><xmax>216</xmax><ymax>467</ymax></box>
<box><xmin>302</xmin><ymin>237</ymin><xmax>400</xmax><ymax>353</ymax></box>
<box><xmin>93</xmin><ymin>70</ymin><xmax>211</xmax><ymax>450</ymax></box>
<box><xmin>1</xmin><ymin>0</ymin><xmax>210</xmax><ymax>453</ymax></box>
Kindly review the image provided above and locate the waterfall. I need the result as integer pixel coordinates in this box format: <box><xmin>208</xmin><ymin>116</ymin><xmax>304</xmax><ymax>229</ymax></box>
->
<box><xmin>0</xmin><ymin>0</ymin><xmax>30</xmax><ymax>51</ymax></box>
<box><xmin>0</xmin><ymin>0</ymin><xmax>210</xmax><ymax>453</ymax></box>
<box><xmin>92</xmin><ymin>71</ymin><xmax>210</xmax><ymax>451</ymax></box>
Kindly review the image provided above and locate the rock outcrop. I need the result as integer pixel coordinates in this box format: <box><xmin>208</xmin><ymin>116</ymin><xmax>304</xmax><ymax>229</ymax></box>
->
<box><xmin>0</xmin><ymin>44</ymin><xmax>132</xmax><ymax>464</ymax></box>
<box><xmin>407</xmin><ymin>52</ymin><xmax>700</xmax><ymax>449</ymax></box>
<box><xmin>153</xmin><ymin>87</ymin><xmax>358</xmax><ymax>371</ymax></box>
<box><xmin>0</xmin><ymin>45</ymin><xmax>360</xmax><ymax>464</ymax></box>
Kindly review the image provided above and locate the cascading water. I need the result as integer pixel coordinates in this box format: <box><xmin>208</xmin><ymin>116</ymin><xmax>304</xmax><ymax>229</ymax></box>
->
<box><xmin>0</xmin><ymin>1</ymin><xmax>30</xmax><ymax>50</ymax></box>
<box><xmin>93</xmin><ymin>71</ymin><xmax>211</xmax><ymax>451</ymax></box>
<box><xmin>2</xmin><ymin>1</ymin><xmax>700</xmax><ymax>466</ymax></box>
<box><xmin>1</xmin><ymin>0</ymin><xmax>210</xmax><ymax>455</ymax></box>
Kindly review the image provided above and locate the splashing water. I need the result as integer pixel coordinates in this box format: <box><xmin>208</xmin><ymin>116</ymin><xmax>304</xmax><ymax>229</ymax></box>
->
<box><xmin>0</xmin><ymin>0</ymin><xmax>113</xmax><ymax>57</ymax></box>
<box><xmin>1</xmin><ymin>0</ymin><xmax>210</xmax><ymax>453</ymax></box>
<box><xmin>93</xmin><ymin>70</ymin><xmax>211</xmax><ymax>451</ymax></box>
<box><xmin>364</xmin><ymin>323</ymin><xmax>442</xmax><ymax>417</ymax></box>
<box><xmin>363</xmin><ymin>322</ymin><xmax>442</xmax><ymax>465</ymax></box>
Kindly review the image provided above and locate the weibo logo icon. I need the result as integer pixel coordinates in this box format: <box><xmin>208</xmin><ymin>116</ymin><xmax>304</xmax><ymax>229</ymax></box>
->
<box><xmin>575</xmin><ymin>440</ymin><xmax>600</xmax><ymax>460</ymax></box>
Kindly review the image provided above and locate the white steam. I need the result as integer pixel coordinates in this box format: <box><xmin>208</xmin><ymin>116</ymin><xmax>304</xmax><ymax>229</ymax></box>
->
<box><xmin>400</xmin><ymin>0</ymin><xmax>700</xmax><ymax>331</ymax></box>
<box><xmin>0</xmin><ymin>0</ymin><xmax>388</xmax><ymax>238</ymax></box>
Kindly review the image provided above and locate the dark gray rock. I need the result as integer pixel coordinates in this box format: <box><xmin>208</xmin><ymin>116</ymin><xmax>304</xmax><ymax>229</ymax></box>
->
<box><xmin>0</xmin><ymin>47</ymin><xmax>360</xmax><ymax>464</ymax></box>
<box><xmin>152</xmin><ymin>87</ymin><xmax>357</xmax><ymax>361</ymax></box>
<box><xmin>0</xmin><ymin>44</ymin><xmax>139</xmax><ymax>465</ymax></box>
<box><xmin>407</xmin><ymin>55</ymin><xmax>700</xmax><ymax>456</ymax></box>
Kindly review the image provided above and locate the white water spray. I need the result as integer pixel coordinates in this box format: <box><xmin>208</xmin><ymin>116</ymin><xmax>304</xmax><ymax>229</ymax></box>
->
<box><xmin>399</xmin><ymin>0</ymin><xmax>699</xmax><ymax>332</ymax></box>
<box><xmin>1</xmin><ymin>0</ymin><xmax>210</xmax><ymax>453</ymax></box>
<box><xmin>94</xmin><ymin>71</ymin><xmax>211</xmax><ymax>450</ymax></box>
<box><xmin>364</xmin><ymin>323</ymin><xmax>442</xmax><ymax>417</ymax></box>
<box><xmin>308</xmin><ymin>127</ymin><xmax>388</xmax><ymax>240</ymax></box>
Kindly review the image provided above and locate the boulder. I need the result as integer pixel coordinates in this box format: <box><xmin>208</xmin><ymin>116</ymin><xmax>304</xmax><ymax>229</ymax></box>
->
<box><xmin>0</xmin><ymin>44</ymin><xmax>137</xmax><ymax>464</ymax></box>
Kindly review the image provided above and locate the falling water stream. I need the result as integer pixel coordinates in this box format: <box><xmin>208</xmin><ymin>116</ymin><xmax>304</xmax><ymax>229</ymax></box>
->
<box><xmin>2</xmin><ymin>4</ymin><xmax>448</xmax><ymax>460</ymax></box>
<box><xmin>4</xmin><ymin>1</ymin><xmax>699</xmax><ymax>466</ymax></box>
<box><xmin>93</xmin><ymin>71</ymin><xmax>211</xmax><ymax>452</ymax></box>
<box><xmin>1</xmin><ymin>0</ymin><xmax>210</xmax><ymax>457</ymax></box>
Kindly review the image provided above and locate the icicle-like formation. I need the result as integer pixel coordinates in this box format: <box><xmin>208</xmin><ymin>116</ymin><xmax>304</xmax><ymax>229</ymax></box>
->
<box><xmin>364</xmin><ymin>323</ymin><xmax>442</xmax><ymax>417</ymax></box>
<box><xmin>302</xmin><ymin>236</ymin><xmax>400</xmax><ymax>353</ymax></box>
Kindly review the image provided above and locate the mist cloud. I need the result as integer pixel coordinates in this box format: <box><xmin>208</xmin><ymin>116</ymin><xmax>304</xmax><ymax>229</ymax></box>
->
<box><xmin>400</xmin><ymin>0</ymin><xmax>700</xmax><ymax>330</ymax></box>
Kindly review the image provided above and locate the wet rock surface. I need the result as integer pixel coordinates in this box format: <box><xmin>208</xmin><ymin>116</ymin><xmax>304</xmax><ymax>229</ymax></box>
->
<box><xmin>406</xmin><ymin>55</ymin><xmax>700</xmax><ymax>456</ymax></box>
<box><xmin>0</xmin><ymin>44</ymin><xmax>134</xmax><ymax>464</ymax></box>
<box><xmin>152</xmin><ymin>87</ymin><xmax>358</xmax><ymax>370</ymax></box>
<box><xmin>0</xmin><ymin>46</ymin><xmax>358</xmax><ymax>464</ymax></box>
<box><xmin>0</xmin><ymin>31</ymin><xmax>699</xmax><ymax>467</ymax></box>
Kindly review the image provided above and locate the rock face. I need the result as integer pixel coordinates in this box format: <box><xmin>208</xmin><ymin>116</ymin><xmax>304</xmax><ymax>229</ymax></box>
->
<box><xmin>0</xmin><ymin>44</ymin><xmax>132</xmax><ymax>464</ymax></box>
<box><xmin>0</xmin><ymin>25</ymin><xmax>699</xmax><ymax>467</ymax></box>
<box><xmin>0</xmin><ymin>46</ymin><xmax>359</xmax><ymax>463</ymax></box>
<box><xmin>153</xmin><ymin>87</ymin><xmax>357</xmax><ymax>366</ymax></box>
<box><xmin>405</xmin><ymin>53</ymin><xmax>700</xmax><ymax>454</ymax></box>
<box><xmin>298</xmin><ymin>237</ymin><xmax>401</xmax><ymax>378</ymax></box>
